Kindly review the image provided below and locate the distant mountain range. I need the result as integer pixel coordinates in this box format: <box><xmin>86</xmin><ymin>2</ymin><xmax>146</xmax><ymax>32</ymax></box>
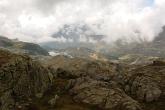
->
<box><xmin>52</xmin><ymin>24</ymin><xmax>104</xmax><ymax>42</ymax></box>
<box><xmin>154</xmin><ymin>27</ymin><xmax>165</xmax><ymax>43</ymax></box>
<box><xmin>1</xmin><ymin>25</ymin><xmax>165</xmax><ymax>60</ymax></box>
<box><xmin>107</xmin><ymin>26</ymin><xmax>165</xmax><ymax>59</ymax></box>
<box><xmin>41</xmin><ymin>24</ymin><xmax>105</xmax><ymax>50</ymax></box>
<box><xmin>41</xmin><ymin>25</ymin><xmax>165</xmax><ymax>60</ymax></box>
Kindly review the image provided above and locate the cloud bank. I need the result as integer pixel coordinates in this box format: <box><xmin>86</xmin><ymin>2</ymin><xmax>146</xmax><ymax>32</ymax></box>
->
<box><xmin>0</xmin><ymin>0</ymin><xmax>165</xmax><ymax>43</ymax></box>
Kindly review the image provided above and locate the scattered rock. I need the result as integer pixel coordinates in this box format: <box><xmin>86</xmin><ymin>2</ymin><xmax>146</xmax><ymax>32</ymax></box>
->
<box><xmin>35</xmin><ymin>93</ymin><xmax>43</xmax><ymax>99</ymax></box>
<box><xmin>48</xmin><ymin>95</ymin><xmax>59</xmax><ymax>106</ymax></box>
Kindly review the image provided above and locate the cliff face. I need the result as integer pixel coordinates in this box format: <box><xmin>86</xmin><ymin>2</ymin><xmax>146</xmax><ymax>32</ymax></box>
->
<box><xmin>0</xmin><ymin>50</ymin><xmax>52</xmax><ymax>110</ymax></box>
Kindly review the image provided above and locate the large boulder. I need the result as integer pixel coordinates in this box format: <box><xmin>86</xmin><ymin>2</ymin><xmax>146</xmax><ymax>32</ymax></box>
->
<box><xmin>68</xmin><ymin>77</ymin><xmax>141</xmax><ymax>110</ymax></box>
<box><xmin>125</xmin><ymin>62</ymin><xmax>165</xmax><ymax>103</ymax></box>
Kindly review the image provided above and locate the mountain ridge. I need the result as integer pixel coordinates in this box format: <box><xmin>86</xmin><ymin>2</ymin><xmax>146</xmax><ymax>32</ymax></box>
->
<box><xmin>0</xmin><ymin>36</ymin><xmax>49</xmax><ymax>56</ymax></box>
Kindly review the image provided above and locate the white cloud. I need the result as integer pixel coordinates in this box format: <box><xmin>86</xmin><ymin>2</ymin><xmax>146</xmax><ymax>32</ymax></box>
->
<box><xmin>0</xmin><ymin>0</ymin><xmax>164</xmax><ymax>43</ymax></box>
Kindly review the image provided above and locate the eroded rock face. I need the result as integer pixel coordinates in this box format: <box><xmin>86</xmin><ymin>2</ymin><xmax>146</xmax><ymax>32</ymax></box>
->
<box><xmin>49</xmin><ymin>56</ymin><xmax>165</xmax><ymax>110</ymax></box>
<box><xmin>0</xmin><ymin>51</ymin><xmax>164</xmax><ymax>110</ymax></box>
<box><xmin>51</xmin><ymin>58</ymin><xmax>142</xmax><ymax>110</ymax></box>
<box><xmin>125</xmin><ymin>74</ymin><xmax>161</xmax><ymax>102</ymax></box>
<box><xmin>68</xmin><ymin>77</ymin><xmax>141</xmax><ymax>110</ymax></box>
<box><xmin>123</xmin><ymin>60</ymin><xmax>165</xmax><ymax>104</ymax></box>
<box><xmin>0</xmin><ymin>50</ymin><xmax>52</xmax><ymax>110</ymax></box>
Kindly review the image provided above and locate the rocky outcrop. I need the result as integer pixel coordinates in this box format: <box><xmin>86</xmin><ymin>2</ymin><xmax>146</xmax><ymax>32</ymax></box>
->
<box><xmin>125</xmin><ymin>74</ymin><xmax>161</xmax><ymax>102</ymax></box>
<box><xmin>49</xmin><ymin>57</ymin><xmax>141</xmax><ymax>109</ymax></box>
<box><xmin>124</xmin><ymin>61</ymin><xmax>165</xmax><ymax>104</ymax></box>
<box><xmin>0</xmin><ymin>50</ymin><xmax>164</xmax><ymax>110</ymax></box>
<box><xmin>48</xmin><ymin>56</ymin><xmax>165</xmax><ymax>110</ymax></box>
<box><xmin>68</xmin><ymin>77</ymin><xmax>141</xmax><ymax>110</ymax></box>
<box><xmin>0</xmin><ymin>50</ymin><xmax>52</xmax><ymax>110</ymax></box>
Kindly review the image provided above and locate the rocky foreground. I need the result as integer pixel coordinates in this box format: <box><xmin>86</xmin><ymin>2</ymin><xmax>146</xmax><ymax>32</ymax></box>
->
<box><xmin>0</xmin><ymin>50</ymin><xmax>165</xmax><ymax>110</ymax></box>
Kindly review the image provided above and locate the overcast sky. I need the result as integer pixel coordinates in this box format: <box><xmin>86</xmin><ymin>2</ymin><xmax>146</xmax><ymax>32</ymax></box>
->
<box><xmin>0</xmin><ymin>0</ymin><xmax>165</xmax><ymax>43</ymax></box>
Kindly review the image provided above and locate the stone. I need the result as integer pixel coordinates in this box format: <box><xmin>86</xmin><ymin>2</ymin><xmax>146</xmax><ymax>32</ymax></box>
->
<box><xmin>48</xmin><ymin>95</ymin><xmax>59</xmax><ymax>106</ymax></box>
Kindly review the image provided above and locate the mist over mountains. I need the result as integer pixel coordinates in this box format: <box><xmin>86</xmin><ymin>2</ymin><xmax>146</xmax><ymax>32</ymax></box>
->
<box><xmin>0</xmin><ymin>0</ymin><xmax>165</xmax><ymax>43</ymax></box>
<box><xmin>41</xmin><ymin>23</ymin><xmax>105</xmax><ymax>49</ymax></box>
<box><xmin>39</xmin><ymin>25</ymin><xmax>165</xmax><ymax>60</ymax></box>
<box><xmin>52</xmin><ymin>24</ymin><xmax>105</xmax><ymax>42</ymax></box>
<box><xmin>1</xmin><ymin>1</ymin><xmax>165</xmax><ymax>110</ymax></box>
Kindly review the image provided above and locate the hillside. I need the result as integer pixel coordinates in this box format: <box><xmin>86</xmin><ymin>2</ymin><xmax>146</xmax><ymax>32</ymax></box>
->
<box><xmin>0</xmin><ymin>36</ymin><xmax>49</xmax><ymax>56</ymax></box>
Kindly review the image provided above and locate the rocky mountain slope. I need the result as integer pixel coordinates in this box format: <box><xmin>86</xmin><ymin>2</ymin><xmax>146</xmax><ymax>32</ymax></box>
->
<box><xmin>0</xmin><ymin>49</ymin><xmax>165</xmax><ymax>110</ymax></box>
<box><xmin>0</xmin><ymin>36</ymin><xmax>49</xmax><ymax>56</ymax></box>
<box><xmin>0</xmin><ymin>50</ymin><xmax>53</xmax><ymax>110</ymax></box>
<box><xmin>44</xmin><ymin>55</ymin><xmax>165</xmax><ymax>110</ymax></box>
